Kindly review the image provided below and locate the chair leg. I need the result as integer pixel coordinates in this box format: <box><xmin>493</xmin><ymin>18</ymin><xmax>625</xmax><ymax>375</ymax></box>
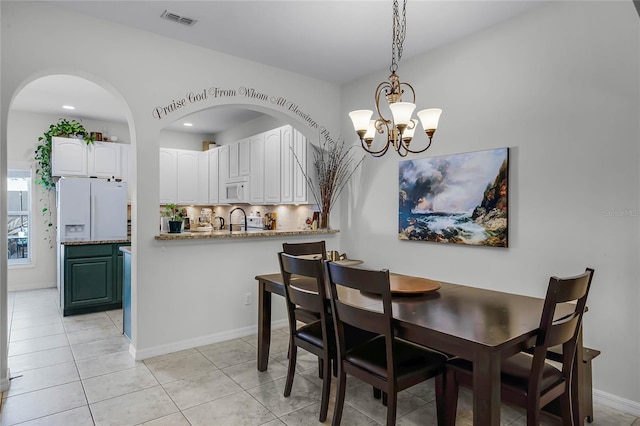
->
<box><xmin>560</xmin><ymin>390</ymin><xmax>575</xmax><ymax>426</ymax></box>
<box><xmin>373</xmin><ymin>387</ymin><xmax>382</xmax><ymax>399</ymax></box>
<box><xmin>444</xmin><ymin>369</ymin><xmax>459</xmax><ymax>426</ymax></box>
<box><xmin>435</xmin><ymin>374</ymin><xmax>447</xmax><ymax>426</ymax></box>
<box><xmin>382</xmin><ymin>391</ymin><xmax>388</xmax><ymax>406</ymax></box>
<box><xmin>319</xmin><ymin>356</ymin><xmax>331</xmax><ymax>422</ymax></box>
<box><xmin>332</xmin><ymin>370</ymin><xmax>347</xmax><ymax>426</ymax></box>
<box><xmin>284</xmin><ymin>344</ymin><xmax>297</xmax><ymax>397</ymax></box>
<box><xmin>318</xmin><ymin>358</ymin><xmax>323</xmax><ymax>379</ymax></box>
<box><xmin>386</xmin><ymin>392</ymin><xmax>397</xmax><ymax>426</ymax></box>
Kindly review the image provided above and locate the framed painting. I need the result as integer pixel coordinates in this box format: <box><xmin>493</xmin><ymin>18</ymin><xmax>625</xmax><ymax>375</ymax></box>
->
<box><xmin>399</xmin><ymin>147</ymin><xmax>508</xmax><ymax>247</ymax></box>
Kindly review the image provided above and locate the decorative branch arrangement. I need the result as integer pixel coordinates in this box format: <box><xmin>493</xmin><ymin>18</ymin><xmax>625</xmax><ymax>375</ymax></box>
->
<box><xmin>293</xmin><ymin>136</ymin><xmax>364</xmax><ymax>229</ymax></box>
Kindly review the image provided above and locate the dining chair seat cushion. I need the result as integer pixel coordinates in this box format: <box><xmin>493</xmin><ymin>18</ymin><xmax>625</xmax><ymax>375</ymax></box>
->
<box><xmin>345</xmin><ymin>336</ymin><xmax>447</xmax><ymax>380</ymax></box>
<box><xmin>296</xmin><ymin>320</ymin><xmax>331</xmax><ymax>349</ymax></box>
<box><xmin>448</xmin><ymin>352</ymin><xmax>564</xmax><ymax>397</ymax></box>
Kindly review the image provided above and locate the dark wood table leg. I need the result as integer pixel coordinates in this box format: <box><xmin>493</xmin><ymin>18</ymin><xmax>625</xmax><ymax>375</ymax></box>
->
<box><xmin>473</xmin><ymin>351</ymin><xmax>501</xmax><ymax>426</ymax></box>
<box><xmin>573</xmin><ymin>327</ymin><xmax>585</xmax><ymax>426</ymax></box>
<box><xmin>257</xmin><ymin>278</ymin><xmax>272</xmax><ymax>371</ymax></box>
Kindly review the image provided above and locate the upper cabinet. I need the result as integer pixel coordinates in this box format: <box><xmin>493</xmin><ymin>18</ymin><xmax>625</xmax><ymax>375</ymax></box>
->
<box><xmin>229</xmin><ymin>138</ymin><xmax>250</xmax><ymax>179</ymax></box>
<box><xmin>159</xmin><ymin>148</ymin><xmax>178</xmax><ymax>204</ymax></box>
<box><xmin>52</xmin><ymin>137</ymin><xmax>127</xmax><ymax>180</ymax></box>
<box><xmin>155</xmin><ymin>125</ymin><xmax>309</xmax><ymax>207</ymax></box>
<box><xmin>263</xmin><ymin>127</ymin><xmax>282</xmax><ymax>204</ymax></box>
<box><xmin>88</xmin><ymin>142</ymin><xmax>121</xmax><ymax>178</ymax></box>
<box><xmin>249</xmin><ymin>133</ymin><xmax>265</xmax><ymax>204</ymax></box>
<box><xmin>159</xmin><ymin>148</ymin><xmax>210</xmax><ymax>205</ymax></box>
<box><xmin>208</xmin><ymin>148</ymin><xmax>220</xmax><ymax>204</ymax></box>
<box><xmin>249</xmin><ymin>125</ymin><xmax>308</xmax><ymax>205</ymax></box>
<box><xmin>52</xmin><ymin>137</ymin><xmax>88</xmax><ymax>176</ymax></box>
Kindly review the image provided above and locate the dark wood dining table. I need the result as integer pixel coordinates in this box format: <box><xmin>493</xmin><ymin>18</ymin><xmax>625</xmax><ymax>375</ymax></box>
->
<box><xmin>255</xmin><ymin>272</ymin><xmax>586</xmax><ymax>426</ymax></box>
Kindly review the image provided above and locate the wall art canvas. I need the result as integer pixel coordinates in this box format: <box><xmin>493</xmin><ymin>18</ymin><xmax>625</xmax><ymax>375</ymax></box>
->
<box><xmin>399</xmin><ymin>147</ymin><xmax>508</xmax><ymax>247</ymax></box>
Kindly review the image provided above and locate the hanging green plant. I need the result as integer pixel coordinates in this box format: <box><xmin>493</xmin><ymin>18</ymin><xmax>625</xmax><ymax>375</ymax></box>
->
<box><xmin>34</xmin><ymin>118</ymin><xmax>95</xmax><ymax>248</ymax></box>
<box><xmin>34</xmin><ymin>118</ymin><xmax>95</xmax><ymax>190</ymax></box>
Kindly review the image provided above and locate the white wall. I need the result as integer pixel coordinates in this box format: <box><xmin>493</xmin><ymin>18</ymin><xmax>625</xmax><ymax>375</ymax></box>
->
<box><xmin>1</xmin><ymin>0</ymin><xmax>342</xmax><ymax>372</ymax></box>
<box><xmin>341</xmin><ymin>1</ymin><xmax>640</xmax><ymax>409</ymax></box>
<box><xmin>214</xmin><ymin>114</ymin><xmax>285</xmax><ymax>145</ymax></box>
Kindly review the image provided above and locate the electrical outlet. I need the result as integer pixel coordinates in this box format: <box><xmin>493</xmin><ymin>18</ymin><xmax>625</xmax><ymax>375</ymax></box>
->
<box><xmin>244</xmin><ymin>292</ymin><xmax>252</xmax><ymax>305</ymax></box>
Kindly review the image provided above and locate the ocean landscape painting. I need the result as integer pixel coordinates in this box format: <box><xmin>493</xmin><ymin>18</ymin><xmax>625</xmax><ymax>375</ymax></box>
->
<box><xmin>399</xmin><ymin>148</ymin><xmax>508</xmax><ymax>247</ymax></box>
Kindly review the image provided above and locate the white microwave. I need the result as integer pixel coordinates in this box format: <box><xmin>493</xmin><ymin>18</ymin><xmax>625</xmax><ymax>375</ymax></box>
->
<box><xmin>225</xmin><ymin>178</ymin><xmax>248</xmax><ymax>203</ymax></box>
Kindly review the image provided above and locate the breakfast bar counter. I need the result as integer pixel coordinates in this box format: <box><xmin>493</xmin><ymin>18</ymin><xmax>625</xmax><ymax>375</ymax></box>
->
<box><xmin>155</xmin><ymin>228</ymin><xmax>339</xmax><ymax>240</ymax></box>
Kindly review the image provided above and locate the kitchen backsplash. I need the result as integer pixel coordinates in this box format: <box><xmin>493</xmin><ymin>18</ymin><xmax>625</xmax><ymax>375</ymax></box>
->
<box><xmin>159</xmin><ymin>204</ymin><xmax>319</xmax><ymax>231</ymax></box>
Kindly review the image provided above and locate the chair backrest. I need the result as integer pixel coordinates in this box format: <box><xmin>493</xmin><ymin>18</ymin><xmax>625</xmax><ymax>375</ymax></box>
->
<box><xmin>326</xmin><ymin>262</ymin><xmax>396</xmax><ymax>376</ymax></box>
<box><xmin>531</xmin><ymin>268</ymin><xmax>594</xmax><ymax>392</ymax></box>
<box><xmin>282</xmin><ymin>241</ymin><xmax>327</xmax><ymax>260</ymax></box>
<box><xmin>278</xmin><ymin>252</ymin><xmax>330</xmax><ymax>334</ymax></box>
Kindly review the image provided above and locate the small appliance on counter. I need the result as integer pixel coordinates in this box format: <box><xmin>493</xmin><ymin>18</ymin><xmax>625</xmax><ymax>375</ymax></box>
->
<box><xmin>195</xmin><ymin>208</ymin><xmax>213</xmax><ymax>232</ymax></box>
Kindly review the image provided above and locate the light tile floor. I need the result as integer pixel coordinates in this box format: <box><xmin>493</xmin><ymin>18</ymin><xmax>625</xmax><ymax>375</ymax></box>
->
<box><xmin>2</xmin><ymin>288</ymin><xmax>638</xmax><ymax>425</ymax></box>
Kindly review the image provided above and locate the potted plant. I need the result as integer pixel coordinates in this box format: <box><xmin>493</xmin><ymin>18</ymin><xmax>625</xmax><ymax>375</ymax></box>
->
<box><xmin>163</xmin><ymin>203</ymin><xmax>185</xmax><ymax>233</ymax></box>
<box><xmin>293</xmin><ymin>136</ymin><xmax>364</xmax><ymax>229</ymax></box>
<box><xmin>35</xmin><ymin>118</ymin><xmax>94</xmax><ymax>190</ymax></box>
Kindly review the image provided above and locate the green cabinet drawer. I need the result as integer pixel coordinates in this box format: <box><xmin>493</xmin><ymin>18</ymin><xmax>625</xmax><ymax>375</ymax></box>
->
<box><xmin>65</xmin><ymin>244</ymin><xmax>113</xmax><ymax>258</ymax></box>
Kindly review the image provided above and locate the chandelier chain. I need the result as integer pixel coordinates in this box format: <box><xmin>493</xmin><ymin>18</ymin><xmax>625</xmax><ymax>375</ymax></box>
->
<box><xmin>390</xmin><ymin>0</ymin><xmax>407</xmax><ymax>73</ymax></box>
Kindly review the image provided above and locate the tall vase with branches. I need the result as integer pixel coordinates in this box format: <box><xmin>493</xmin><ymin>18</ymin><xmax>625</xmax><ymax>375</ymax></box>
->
<box><xmin>294</xmin><ymin>136</ymin><xmax>364</xmax><ymax>229</ymax></box>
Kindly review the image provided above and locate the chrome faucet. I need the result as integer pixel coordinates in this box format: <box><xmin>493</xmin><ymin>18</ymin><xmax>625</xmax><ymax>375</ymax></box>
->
<box><xmin>229</xmin><ymin>207</ymin><xmax>247</xmax><ymax>234</ymax></box>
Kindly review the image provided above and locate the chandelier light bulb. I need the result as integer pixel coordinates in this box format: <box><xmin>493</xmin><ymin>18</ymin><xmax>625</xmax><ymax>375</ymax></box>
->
<box><xmin>349</xmin><ymin>110</ymin><xmax>373</xmax><ymax>132</ymax></box>
<box><xmin>389</xmin><ymin>102</ymin><xmax>416</xmax><ymax>128</ymax></box>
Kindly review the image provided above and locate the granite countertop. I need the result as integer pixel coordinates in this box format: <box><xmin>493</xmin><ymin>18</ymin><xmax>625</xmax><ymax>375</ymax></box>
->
<box><xmin>61</xmin><ymin>239</ymin><xmax>131</xmax><ymax>246</ymax></box>
<box><xmin>155</xmin><ymin>228</ymin><xmax>339</xmax><ymax>240</ymax></box>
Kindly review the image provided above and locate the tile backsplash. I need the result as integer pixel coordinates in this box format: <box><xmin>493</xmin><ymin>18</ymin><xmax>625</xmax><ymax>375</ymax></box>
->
<box><xmin>160</xmin><ymin>204</ymin><xmax>319</xmax><ymax>231</ymax></box>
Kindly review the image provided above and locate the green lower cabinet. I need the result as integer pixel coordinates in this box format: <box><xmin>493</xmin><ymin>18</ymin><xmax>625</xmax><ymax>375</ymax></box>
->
<box><xmin>62</xmin><ymin>242</ymin><xmax>130</xmax><ymax>316</ymax></box>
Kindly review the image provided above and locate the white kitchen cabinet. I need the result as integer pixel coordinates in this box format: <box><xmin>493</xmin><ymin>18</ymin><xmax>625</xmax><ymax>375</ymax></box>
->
<box><xmin>263</xmin><ymin>128</ymin><xmax>282</xmax><ymax>204</ymax></box>
<box><xmin>293</xmin><ymin>129</ymin><xmax>309</xmax><ymax>204</ymax></box>
<box><xmin>52</xmin><ymin>137</ymin><xmax>88</xmax><ymax>177</ymax></box>
<box><xmin>208</xmin><ymin>147</ymin><xmax>220</xmax><ymax>204</ymax></box>
<box><xmin>52</xmin><ymin>137</ymin><xmax>127</xmax><ymax>180</ymax></box>
<box><xmin>88</xmin><ymin>141</ymin><xmax>121</xmax><ymax>178</ymax></box>
<box><xmin>229</xmin><ymin>138</ymin><xmax>251</xmax><ymax>179</ymax></box>
<box><xmin>197</xmin><ymin>151</ymin><xmax>209</xmax><ymax>205</ymax></box>
<box><xmin>159</xmin><ymin>148</ymin><xmax>178</xmax><ymax>204</ymax></box>
<box><xmin>229</xmin><ymin>141</ymin><xmax>239</xmax><ymax>179</ymax></box>
<box><xmin>280</xmin><ymin>125</ymin><xmax>294</xmax><ymax>204</ymax></box>
<box><xmin>218</xmin><ymin>145</ymin><xmax>230</xmax><ymax>203</ymax></box>
<box><xmin>176</xmin><ymin>150</ymin><xmax>200</xmax><ymax>204</ymax></box>
<box><xmin>249</xmin><ymin>133</ymin><xmax>265</xmax><ymax>204</ymax></box>
<box><xmin>239</xmin><ymin>138</ymin><xmax>250</xmax><ymax>176</ymax></box>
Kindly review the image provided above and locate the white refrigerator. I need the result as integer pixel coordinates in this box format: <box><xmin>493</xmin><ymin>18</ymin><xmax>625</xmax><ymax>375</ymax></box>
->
<box><xmin>56</xmin><ymin>178</ymin><xmax>128</xmax><ymax>242</ymax></box>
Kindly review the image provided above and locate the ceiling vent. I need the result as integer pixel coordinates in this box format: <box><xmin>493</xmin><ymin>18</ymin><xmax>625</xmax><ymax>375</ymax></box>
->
<box><xmin>160</xmin><ymin>10</ymin><xmax>197</xmax><ymax>27</ymax></box>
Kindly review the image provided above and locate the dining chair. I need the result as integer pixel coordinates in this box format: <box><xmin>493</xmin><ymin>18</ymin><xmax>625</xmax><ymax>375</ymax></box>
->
<box><xmin>282</xmin><ymin>240</ymin><xmax>327</xmax><ymax>259</ymax></box>
<box><xmin>326</xmin><ymin>262</ymin><xmax>448</xmax><ymax>426</ymax></box>
<box><xmin>444</xmin><ymin>267</ymin><xmax>594</xmax><ymax>426</ymax></box>
<box><xmin>277</xmin><ymin>252</ymin><xmax>333</xmax><ymax>422</ymax></box>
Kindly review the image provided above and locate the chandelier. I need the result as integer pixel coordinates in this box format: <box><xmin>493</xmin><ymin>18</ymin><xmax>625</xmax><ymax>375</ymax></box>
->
<box><xmin>349</xmin><ymin>0</ymin><xmax>442</xmax><ymax>157</ymax></box>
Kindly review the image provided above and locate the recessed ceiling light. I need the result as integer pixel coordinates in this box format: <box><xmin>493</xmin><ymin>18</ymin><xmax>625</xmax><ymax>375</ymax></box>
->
<box><xmin>183</xmin><ymin>123</ymin><xmax>193</xmax><ymax>127</ymax></box>
<box><xmin>62</xmin><ymin>105</ymin><xmax>75</xmax><ymax>110</ymax></box>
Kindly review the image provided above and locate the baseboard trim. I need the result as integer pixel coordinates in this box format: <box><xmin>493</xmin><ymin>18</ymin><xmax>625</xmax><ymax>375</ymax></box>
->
<box><xmin>132</xmin><ymin>319</ymin><xmax>288</xmax><ymax>361</ymax></box>
<box><xmin>8</xmin><ymin>282</ymin><xmax>56</xmax><ymax>293</ymax></box>
<box><xmin>594</xmin><ymin>388</ymin><xmax>640</xmax><ymax>417</ymax></box>
<box><xmin>0</xmin><ymin>368</ymin><xmax>11</xmax><ymax>392</ymax></box>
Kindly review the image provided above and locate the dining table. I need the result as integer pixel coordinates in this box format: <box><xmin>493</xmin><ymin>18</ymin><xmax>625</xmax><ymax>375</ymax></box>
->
<box><xmin>255</xmin><ymin>270</ymin><xmax>586</xmax><ymax>426</ymax></box>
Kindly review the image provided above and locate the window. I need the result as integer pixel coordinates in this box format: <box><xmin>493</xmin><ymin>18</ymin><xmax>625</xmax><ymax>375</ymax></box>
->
<box><xmin>8</xmin><ymin>167</ymin><xmax>32</xmax><ymax>265</ymax></box>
